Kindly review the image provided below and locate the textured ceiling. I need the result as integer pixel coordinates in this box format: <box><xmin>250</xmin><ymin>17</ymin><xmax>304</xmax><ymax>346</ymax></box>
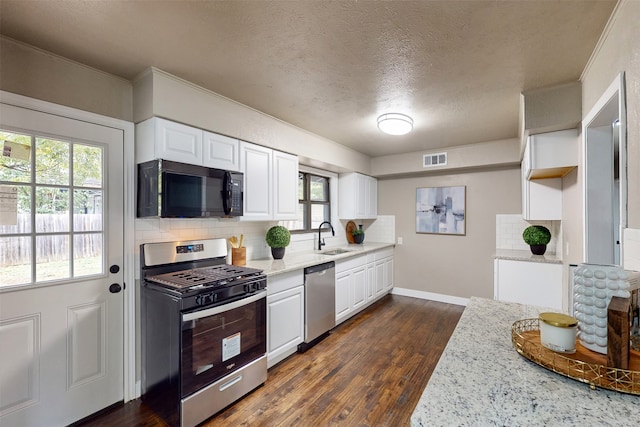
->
<box><xmin>0</xmin><ymin>1</ymin><xmax>616</xmax><ymax>157</ymax></box>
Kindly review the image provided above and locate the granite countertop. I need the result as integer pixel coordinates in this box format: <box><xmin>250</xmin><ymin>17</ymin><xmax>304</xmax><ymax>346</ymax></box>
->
<box><xmin>411</xmin><ymin>297</ymin><xmax>639</xmax><ymax>427</ymax></box>
<box><xmin>244</xmin><ymin>242</ymin><xmax>394</xmax><ymax>276</ymax></box>
<box><xmin>494</xmin><ymin>248</ymin><xmax>562</xmax><ymax>264</ymax></box>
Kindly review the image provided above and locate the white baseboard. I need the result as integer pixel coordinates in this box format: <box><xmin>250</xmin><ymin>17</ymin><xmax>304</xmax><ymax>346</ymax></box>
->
<box><xmin>391</xmin><ymin>287</ymin><xmax>469</xmax><ymax>307</ymax></box>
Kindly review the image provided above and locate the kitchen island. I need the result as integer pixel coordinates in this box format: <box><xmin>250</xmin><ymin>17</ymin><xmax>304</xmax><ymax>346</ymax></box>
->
<box><xmin>411</xmin><ymin>297</ymin><xmax>639</xmax><ymax>426</ymax></box>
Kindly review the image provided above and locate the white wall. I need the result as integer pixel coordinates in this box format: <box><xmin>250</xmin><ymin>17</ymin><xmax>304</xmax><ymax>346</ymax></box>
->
<box><xmin>0</xmin><ymin>37</ymin><xmax>133</xmax><ymax>121</ymax></box>
<box><xmin>562</xmin><ymin>0</ymin><xmax>640</xmax><ymax>265</ymax></box>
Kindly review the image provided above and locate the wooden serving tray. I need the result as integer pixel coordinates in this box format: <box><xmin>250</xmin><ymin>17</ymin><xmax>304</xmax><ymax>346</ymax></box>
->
<box><xmin>512</xmin><ymin>319</ymin><xmax>640</xmax><ymax>395</ymax></box>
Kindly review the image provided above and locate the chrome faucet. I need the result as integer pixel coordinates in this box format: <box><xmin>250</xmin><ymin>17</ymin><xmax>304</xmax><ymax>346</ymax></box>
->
<box><xmin>317</xmin><ymin>221</ymin><xmax>335</xmax><ymax>250</ymax></box>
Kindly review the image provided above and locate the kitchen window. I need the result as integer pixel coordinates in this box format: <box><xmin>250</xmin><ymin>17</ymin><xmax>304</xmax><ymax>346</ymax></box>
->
<box><xmin>284</xmin><ymin>172</ymin><xmax>331</xmax><ymax>233</ymax></box>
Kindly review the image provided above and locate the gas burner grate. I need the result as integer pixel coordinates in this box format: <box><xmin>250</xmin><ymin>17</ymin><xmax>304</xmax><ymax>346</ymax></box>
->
<box><xmin>146</xmin><ymin>264</ymin><xmax>263</xmax><ymax>290</ymax></box>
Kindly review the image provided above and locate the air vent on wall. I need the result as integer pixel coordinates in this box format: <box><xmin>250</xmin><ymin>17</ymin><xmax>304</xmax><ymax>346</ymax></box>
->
<box><xmin>423</xmin><ymin>152</ymin><xmax>447</xmax><ymax>168</ymax></box>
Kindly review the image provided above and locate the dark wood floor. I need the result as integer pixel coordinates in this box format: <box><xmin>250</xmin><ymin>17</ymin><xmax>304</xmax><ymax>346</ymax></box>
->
<box><xmin>80</xmin><ymin>294</ymin><xmax>464</xmax><ymax>427</ymax></box>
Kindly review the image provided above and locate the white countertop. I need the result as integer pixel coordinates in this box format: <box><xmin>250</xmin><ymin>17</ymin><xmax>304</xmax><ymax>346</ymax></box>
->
<box><xmin>244</xmin><ymin>242</ymin><xmax>394</xmax><ymax>276</ymax></box>
<box><xmin>494</xmin><ymin>248</ymin><xmax>562</xmax><ymax>264</ymax></box>
<box><xmin>411</xmin><ymin>297</ymin><xmax>639</xmax><ymax>427</ymax></box>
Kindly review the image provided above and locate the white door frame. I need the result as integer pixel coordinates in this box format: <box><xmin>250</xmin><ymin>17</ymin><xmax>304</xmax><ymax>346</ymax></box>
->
<box><xmin>0</xmin><ymin>90</ymin><xmax>138</xmax><ymax>402</ymax></box>
<box><xmin>581</xmin><ymin>72</ymin><xmax>627</xmax><ymax>265</ymax></box>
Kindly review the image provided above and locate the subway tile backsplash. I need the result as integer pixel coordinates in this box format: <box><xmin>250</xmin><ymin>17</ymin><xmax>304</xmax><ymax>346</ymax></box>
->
<box><xmin>496</xmin><ymin>214</ymin><xmax>560</xmax><ymax>255</ymax></box>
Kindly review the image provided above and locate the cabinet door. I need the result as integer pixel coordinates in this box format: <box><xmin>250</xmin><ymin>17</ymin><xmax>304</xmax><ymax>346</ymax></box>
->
<box><xmin>273</xmin><ymin>150</ymin><xmax>299</xmax><ymax>220</ymax></box>
<box><xmin>352</xmin><ymin>266</ymin><xmax>367</xmax><ymax>311</ymax></box>
<box><xmin>365</xmin><ymin>263</ymin><xmax>375</xmax><ymax>301</ymax></box>
<box><xmin>155</xmin><ymin>118</ymin><xmax>202</xmax><ymax>164</ymax></box>
<box><xmin>367</xmin><ymin>176</ymin><xmax>378</xmax><ymax>218</ymax></box>
<box><xmin>240</xmin><ymin>142</ymin><xmax>272</xmax><ymax>220</ymax></box>
<box><xmin>338</xmin><ymin>173</ymin><xmax>378</xmax><ymax>220</ymax></box>
<box><xmin>335</xmin><ymin>271</ymin><xmax>351</xmax><ymax>324</ymax></box>
<box><xmin>202</xmin><ymin>131</ymin><xmax>239</xmax><ymax>171</ymax></box>
<box><xmin>356</xmin><ymin>174</ymin><xmax>368</xmax><ymax>218</ymax></box>
<box><xmin>267</xmin><ymin>286</ymin><xmax>304</xmax><ymax>367</ymax></box>
<box><xmin>523</xmin><ymin>178</ymin><xmax>562</xmax><ymax>220</ymax></box>
<box><xmin>494</xmin><ymin>259</ymin><xmax>563</xmax><ymax>310</ymax></box>
<box><xmin>374</xmin><ymin>260</ymin><xmax>385</xmax><ymax>296</ymax></box>
<box><xmin>383</xmin><ymin>257</ymin><xmax>394</xmax><ymax>291</ymax></box>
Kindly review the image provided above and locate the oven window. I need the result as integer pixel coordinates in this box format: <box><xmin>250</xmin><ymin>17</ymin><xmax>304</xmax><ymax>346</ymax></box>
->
<box><xmin>180</xmin><ymin>296</ymin><xmax>266</xmax><ymax>397</ymax></box>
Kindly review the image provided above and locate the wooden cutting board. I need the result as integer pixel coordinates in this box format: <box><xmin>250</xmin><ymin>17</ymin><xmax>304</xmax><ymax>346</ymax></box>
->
<box><xmin>346</xmin><ymin>221</ymin><xmax>356</xmax><ymax>244</ymax></box>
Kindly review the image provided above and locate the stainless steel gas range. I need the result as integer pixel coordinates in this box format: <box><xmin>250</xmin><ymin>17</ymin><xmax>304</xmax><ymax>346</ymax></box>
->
<box><xmin>140</xmin><ymin>238</ymin><xmax>267</xmax><ymax>427</ymax></box>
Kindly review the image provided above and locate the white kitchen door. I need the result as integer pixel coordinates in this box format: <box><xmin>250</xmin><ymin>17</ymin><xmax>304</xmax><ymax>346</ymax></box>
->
<box><xmin>0</xmin><ymin>104</ymin><xmax>124</xmax><ymax>426</ymax></box>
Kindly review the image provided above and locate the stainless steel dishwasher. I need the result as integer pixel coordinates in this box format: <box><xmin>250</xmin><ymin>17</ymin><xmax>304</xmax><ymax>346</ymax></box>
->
<box><xmin>298</xmin><ymin>261</ymin><xmax>335</xmax><ymax>352</ymax></box>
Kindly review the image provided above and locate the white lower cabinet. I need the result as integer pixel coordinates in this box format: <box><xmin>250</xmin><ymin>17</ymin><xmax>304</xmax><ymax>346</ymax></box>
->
<box><xmin>335</xmin><ymin>248</ymin><xmax>394</xmax><ymax>325</ymax></box>
<box><xmin>494</xmin><ymin>258</ymin><xmax>563</xmax><ymax>310</ymax></box>
<box><xmin>267</xmin><ymin>270</ymin><xmax>304</xmax><ymax>368</ymax></box>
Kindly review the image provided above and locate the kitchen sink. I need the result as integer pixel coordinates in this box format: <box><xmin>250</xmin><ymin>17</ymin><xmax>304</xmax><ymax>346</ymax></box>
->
<box><xmin>320</xmin><ymin>248</ymin><xmax>353</xmax><ymax>256</ymax></box>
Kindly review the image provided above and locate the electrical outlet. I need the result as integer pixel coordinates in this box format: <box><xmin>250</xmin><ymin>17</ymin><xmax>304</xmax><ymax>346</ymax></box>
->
<box><xmin>397</xmin><ymin>237</ymin><xmax>403</xmax><ymax>245</ymax></box>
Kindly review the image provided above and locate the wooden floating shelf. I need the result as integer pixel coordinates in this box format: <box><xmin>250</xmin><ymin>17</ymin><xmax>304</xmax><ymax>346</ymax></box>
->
<box><xmin>511</xmin><ymin>318</ymin><xmax>640</xmax><ymax>395</ymax></box>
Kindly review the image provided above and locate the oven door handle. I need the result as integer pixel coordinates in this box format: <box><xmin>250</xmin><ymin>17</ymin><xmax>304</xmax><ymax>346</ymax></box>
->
<box><xmin>182</xmin><ymin>290</ymin><xmax>266</xmax><ymax>321</ymax></box>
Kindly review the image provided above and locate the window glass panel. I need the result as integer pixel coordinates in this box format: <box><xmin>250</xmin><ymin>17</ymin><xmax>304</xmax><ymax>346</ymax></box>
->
<box><xmin>74</xmin><ymin>233</ymin><xmax>103</xmax><ymax>277</ymax></box>
<box><xmin>0</xmin><ymin>236</ymin><xmax>32</xmax><ymax>286</ymax></box>
<box><xmin>311</xmin><ymin>204</ymin><xmax>330</xmax><ymax>229</ymax></box>
<box><xmin>73</xmin><ymin>144</ymin><xmax>102</xmax><ymax>188</ymax></box>
<box><xmin>310</xmin><ymin>175</ymin><xmax>329</xmax><ymax>201</ymax></box>
<box><xmin>36</xmin><ymin>187</ymin><xmax>69</xmax><ymax>232</ymax></box>
<box><xmin>281</xmin><ymin>204</ymin><xmax>305</xmax><ymax>231</ymax></box>
<box><xmin>0</xmin><ymin>185</ymin><xmax>31</xmax><ymax>234</ymax></box>
<box><xmin>298</xmin><ymin>172</ymin><xmax>304</xmax><ymax>200</ymax></box>
<box><xmin>35</xmin><ymin>235</ymin><xmax>70</xmax><ymax>282</ymax></box>
<box><xmin>35</xmin><ymin>138</ymin><xmax>69</xmax><ymax>185</ymax></box>
<box><xmin>0</xmin><ymin>131</ymin><xmax>32</xmax><ymax>183</ymax></box>
<box><xmin>74</xmin><ymin>189</ymin><xmax>103</xmax><ymax>231</ymax></box>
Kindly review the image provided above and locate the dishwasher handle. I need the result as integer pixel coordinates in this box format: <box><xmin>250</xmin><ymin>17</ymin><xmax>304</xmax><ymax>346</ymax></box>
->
<box><xmin>304</xmin><ymin>261</ymin><xmax>335</xmax><ymax>275</ymax></box>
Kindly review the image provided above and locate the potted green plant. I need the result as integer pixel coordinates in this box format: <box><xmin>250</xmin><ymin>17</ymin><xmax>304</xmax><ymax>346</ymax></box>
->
<box><xmin>351</xmin><ymin>225</ymin><xmax>365</xmax><ymax>244</ymax></box>
<box><xmin>522</xmin><ymin>225</ymin><xmax>551</xmax><ymax>255</ymax></box>
<box><xmin>265</xmin><ymin>225</ymin><xmax>291</xmax><ymax>259</ymax></box>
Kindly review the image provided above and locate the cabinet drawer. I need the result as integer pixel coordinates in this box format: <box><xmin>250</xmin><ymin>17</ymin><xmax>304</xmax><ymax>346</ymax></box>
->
<box><xmin>267</xmin><ymin>270</ymin><xmax>304</xmax><ymax>295</ymax></box>
<box><xmin>374</xmin><ymin>247</ymin><xmax>394</xmax><ymax>260</ymax></box>
<box><xmin>335</xmin><ymin>254</ymin><xmax>367</xmax><ymax>273</ymax></box>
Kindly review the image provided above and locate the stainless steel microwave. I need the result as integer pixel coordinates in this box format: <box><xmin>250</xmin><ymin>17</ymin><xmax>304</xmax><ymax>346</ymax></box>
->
<box><xmin>137</xmin><ymin>159</ymin><xmax>243</xmax><ymax>218</ymax></box>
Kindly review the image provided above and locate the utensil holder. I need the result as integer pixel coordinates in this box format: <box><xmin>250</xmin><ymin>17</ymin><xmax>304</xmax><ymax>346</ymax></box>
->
<box><xmin>232</xmin><ymin>247</ymin><xmax>246</xmax><ymax>266</ymax></box>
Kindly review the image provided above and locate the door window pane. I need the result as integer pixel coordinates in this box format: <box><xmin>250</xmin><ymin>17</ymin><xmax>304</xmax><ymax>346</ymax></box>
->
<box><xmin>74</xmin><ymin>234</ymin><xmax>103</xmax><ymax>277</ymax></box>
<box><xmin>73</xmin><ymin>144</ymin><xmax>102</xmax><ymax>188</ymax></box>
<box><xmin>0</xmin><ymin>131</ymin><xmax>32</xmax><ymax>183</ymax></box>
<box><xmin>35</xmin><ymin>138</ymin><xmax>69</xmax><ymax>185</ymax></box>
<box><xmin>74</xmin><ymin>190</ymin><xmax>103</xmax><ymax>231</ymax></box>
<box><xmin>0</xmin><ymin>185</ymin><xmax>31</xmax><ymax>234</ymax></box>
<box><xmin>36</xmin><ymin>187</ymin><xmax>69</xmax><ymax>232</ymax></box>
<box><xmin>0</xmin><ymin>236</ymin><xmax>32</xmax><ymax>286</ymax></box>
<box><xmin>35</xmin><ymin>235</ymin><xmax>70</xmax><ymax>282</ymax></box>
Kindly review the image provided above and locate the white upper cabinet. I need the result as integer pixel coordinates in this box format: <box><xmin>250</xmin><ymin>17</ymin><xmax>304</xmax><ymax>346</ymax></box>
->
<box><xmin>136</xmin><ymin>117</ymin><xmax>202</xmax><ymax>164</ymax></box>
<box><xmin>272</xmin><ymin>150</ymin><xmax>299</xmax><ymax>220</ymax></box>
<box><xmin>521</xmin><ymin>129</ymin><xmax>575</xmax><ymax>220</ymax></box>
<box><xmin>524</xmin><ymin>129</ymin><xmax>578</xmax><ymax>180</ymax></box>
<box><xmin>240</xmin><ymin>141</ymin><xmax>298</xmax><ymax>221</ymax></box>
<box><xmin>240</xmin><ymin>141</ymin><xmax>272</xmax><ymax>220</ymax></box>
<box><xmin>202</xmin><ymin>131</ymin><xmax>240</xmax><ymax>171</ymax></box>
<box><xmin>338</xmin><ymin>172</ymin><xmax>378</xmax><ymax>220</ymax></box>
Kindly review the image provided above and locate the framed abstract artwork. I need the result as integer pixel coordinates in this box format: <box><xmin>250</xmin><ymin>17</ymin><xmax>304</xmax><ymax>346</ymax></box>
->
<box><xmin>416</xmin><ymin>186</ymin><xmax>466</xmax><ymax>235</ymax></box>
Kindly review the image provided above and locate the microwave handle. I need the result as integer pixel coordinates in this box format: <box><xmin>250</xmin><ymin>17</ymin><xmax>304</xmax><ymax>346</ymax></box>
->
<box><xmin>222</xmin><ymin>171</ymin><xmax>233</xmax><ymax>215</ymax></box>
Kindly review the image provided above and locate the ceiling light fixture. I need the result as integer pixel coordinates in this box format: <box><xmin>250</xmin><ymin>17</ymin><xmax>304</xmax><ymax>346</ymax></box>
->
<box><xmin>377</xmin><ymin>113</ymin><xmax>414</xmax><ymax>136</ymax></box>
